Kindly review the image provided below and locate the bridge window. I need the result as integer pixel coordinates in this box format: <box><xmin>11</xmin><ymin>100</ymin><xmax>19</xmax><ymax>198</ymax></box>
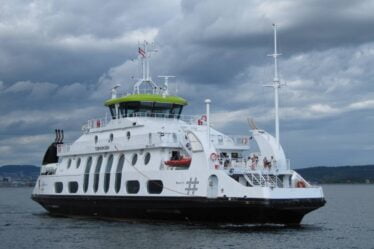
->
<box><xmin>109</xmin><ymin>105</ymin><xmax>116</xmax><ymax>119</ymax></box>
<box><xmin>147</xmin><ymin>180</ymin><xmax>163</xmax><ymax>194</ymax></box>
<box><xmin>76</xmin><ymin>158</ymin><xmax>81</xmax><ymax>168</ymax></box>
<box><xmin>126</xmin><ymin>180</ymin><xmax>140</xmax><ymax>194</ymax></box>
<box><xmin>83</xmin><ymin>157</ymin><xmax>92</xmax><ymax>193</ymax></box>
<box><xmin>104</xmin><ymin>154</ymin><xmax>113</xmax><ymax>193</ymax></box>
<box><xmin>153</xmin><ymin>103</ymin><xmax>172</xmax><ymax>115</ymax></box>
<box><xmin>170</xmin><ymin>105</ymin><xmax>182</xmax><ymax>118</ymax></box>
<box><xmin>138</xmin><ymin>102</ymin><xmax>153</xmax><ymax>115</ymax></box>
<box><xmin>117</xmin><ymin>102</ymin><xmax>183</xmax><ymax>119</ymax></box>
<box><xmin>67</xmin><ymin>158</ymin><xmax>72</xmax><ymax>169</ymax></box>
<box><xmin>93</xmin><ymin>156</ymin><xmax>103</xmax><ymax>193</ymax></box>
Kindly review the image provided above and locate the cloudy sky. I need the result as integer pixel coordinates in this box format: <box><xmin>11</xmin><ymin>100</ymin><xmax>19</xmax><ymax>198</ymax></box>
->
<box><xmin>1</xmin><ymin>0</ymin><xmax>374</xmax><ymax>168</ymax></box>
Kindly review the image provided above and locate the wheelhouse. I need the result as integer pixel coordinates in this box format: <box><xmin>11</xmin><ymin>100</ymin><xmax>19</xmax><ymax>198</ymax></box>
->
<box><xmin>105</xmin><ymin>94</ymin><xmax>188</xmax><ymax>119</ymax></box>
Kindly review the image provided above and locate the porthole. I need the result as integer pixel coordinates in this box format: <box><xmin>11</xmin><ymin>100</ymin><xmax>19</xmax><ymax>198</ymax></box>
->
<box><xmin>76</xmin><ymin>158</ymin><xmax>81</xmax><ymax>168</ymax></box>
<box><xmin>144</xmin><ymin>152</ymin><xmax>151</xmax><ymax>165</ymax></box>
<box><xmin>95</xmin><ymin>135</ymin><xmax>98</xmax><ymax>144</ymax></box>
<box><xmin>67</xmin><ymin>158</ymin><xmax>72</xmax><ymax>169</ymax></box>
<box><xmin>127</xmin><ymin>131</ymin><xmax>131</xmax><ymax>140</ymax></box>
<box><xmin>68</xmin><ymin>182</ymin><xmax>79</xmax><ymax>193</ymax></box>
<box><xmin>126</xmin><ymin>180</ymin><xmax>140</xmax><ymax>194</ymax></box>
<box><xmin>109</xmin><ymin>133</ymin><xmax>114</xmax><ymax>142</ymax></box>
<box><xmin>54</xmin><ymin>182</ymin><xmax>63</xmax><ymax>193</ymax></box>
<box><xmin>131</xmin><ymin>153</ymin><xmax>138</xmax><ymax>166</ymax></box>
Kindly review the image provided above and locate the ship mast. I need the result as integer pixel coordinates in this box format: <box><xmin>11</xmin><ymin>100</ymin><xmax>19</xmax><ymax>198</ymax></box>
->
<box><xmin>266</xmin><ymin>24</ymin><xmax>284</xmax><ymax>147</ymax></box>
<box><xmin>134</xmin><ymin>41</ymin><xmax>159</xmax><ymax>94</ymax></box>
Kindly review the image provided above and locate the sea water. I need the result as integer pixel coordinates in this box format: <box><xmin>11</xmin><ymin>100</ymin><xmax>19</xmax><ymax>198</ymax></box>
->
<box><xmin>0</xmin><ymin>185</ymin><xmax>373</xmax><ymax>249</ymax></box>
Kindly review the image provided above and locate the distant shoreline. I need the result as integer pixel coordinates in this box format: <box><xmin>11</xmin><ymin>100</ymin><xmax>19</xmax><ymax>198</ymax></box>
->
<box><xmin>1</xmin><ymin>183</ymin><xmax>373</xmax><ymax>189</ymax></box>
<box><xmin>1</xmin><ymin>164</ymin><xmax>374</xmax><ymax>186</ymax></box>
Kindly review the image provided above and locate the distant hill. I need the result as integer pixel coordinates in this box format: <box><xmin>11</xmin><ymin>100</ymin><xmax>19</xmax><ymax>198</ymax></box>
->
<box><xmin>1</xmin><ymin>164</ymin><xmax>374</xmax><ymax>184</ymax></box>
<box><xmin>0</xmin><ymin>165</ymin><xmax>40</xmax><ymax>177</ymax></box>
<box><xmin>296</xmin><ymin>165</ymin><xmax>374</xmax><ymax>184</ymax></box>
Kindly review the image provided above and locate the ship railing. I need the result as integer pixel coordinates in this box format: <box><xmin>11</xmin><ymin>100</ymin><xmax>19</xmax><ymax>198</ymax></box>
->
<box><xmin>127</xmin><ymin>112</ymin><xmax>206</xmax><ymax>125</ymax></box>
<box><xmin>85</xmin><ymin>118</ymin><xmax>109</xmax><ymax>130</ymax></box>
<box><xmin>216</xmin><ymin>159</ymin><xmax>284</xmax><ymax>188</ymax></box>
<box><xmin>82</xmin><ymin>112</ymin><xmax>209</xmax><ymax>130</ymax></box>
<box><xmin>216</xmin><ymin>156</ymin><xmax>279</xmax><ymax>171</ymax></box>
<box><xmin>109</xmin><ymin>89</ymin><xmax>164</xmax><ymax>98</ymax></box>
<box><xmin>57</xmin><ymin>143</ymin><xmax>71</xmax><ymax>154</ymax></box>
<box><xmin>131</xmin><ymin>88</ymin><xmax>164</xmax><ymax>95</ymax></box>
<box><xmin>57</xmin><ymin>132</ymin><xmax>181</xmax><ymax>156</ymax></box>
<box><xmin>210</xmin><ymin>134</ymin><xmax>251</xmax><ymax>147</ymax></box>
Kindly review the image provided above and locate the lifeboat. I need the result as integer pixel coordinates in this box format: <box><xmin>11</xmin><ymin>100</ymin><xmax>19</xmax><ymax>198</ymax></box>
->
<box><xmin>164</xmin><ymin>157</ymin><xmax>192</xmax><ymax>167</ymax></box>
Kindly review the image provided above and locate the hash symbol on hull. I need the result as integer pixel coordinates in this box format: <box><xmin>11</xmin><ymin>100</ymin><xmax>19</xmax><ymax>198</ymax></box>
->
<box><xmin>185</xmin><ymin>177</ymin><xmax>199</xmax><ymax>195</ymax></box>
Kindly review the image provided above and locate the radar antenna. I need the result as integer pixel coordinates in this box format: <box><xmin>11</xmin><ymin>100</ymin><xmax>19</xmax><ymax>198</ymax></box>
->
<box><xmin>158</xmin><ymin>75</ymin><xmax>175</xmax><ymax>96</ymax></box>
<box><xmin>111</xmin><ymin>84</ymin><xmax>121</xmax><ymax>99</ymax></box>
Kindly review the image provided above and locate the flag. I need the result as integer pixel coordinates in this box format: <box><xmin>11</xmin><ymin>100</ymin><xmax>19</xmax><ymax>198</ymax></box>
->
<box><xmin>138</xmin><ymin>47</ymin><xmax>145</xmax><ymax>57</ymax></box>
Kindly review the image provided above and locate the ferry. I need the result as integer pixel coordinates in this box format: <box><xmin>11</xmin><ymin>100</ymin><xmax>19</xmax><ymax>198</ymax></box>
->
<box><xmin>32</xmin><ymin>25</ymin><xmax>325</xmax><ymax>225</ymax></box>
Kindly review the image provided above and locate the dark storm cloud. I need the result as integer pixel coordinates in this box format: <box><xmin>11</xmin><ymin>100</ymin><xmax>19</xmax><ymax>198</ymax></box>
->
<box><xmin>0</xmin><ymin>0</ymin><xmax>172</xmax><ymax>84</ymax></box>
<box><xmin>174</xmin><ymin>0</ymin><xmax>374</xmax><ymax>52</ymax></box>
<box><xmin>0</xmin><ymin>0</ymin><xmax>374</xmax><ymax>166</ymax></box>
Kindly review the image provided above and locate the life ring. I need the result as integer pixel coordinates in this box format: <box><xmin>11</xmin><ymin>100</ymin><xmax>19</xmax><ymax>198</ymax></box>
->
<box><xmin>210</xmin><ymin>153</ymin><xmax>218</xmax><ymax>161</ymax></box>
<box><xmin>214</xmin><ymin>164</ymin><xmax>219</xmax><ymax>170</ymax></box>
<box><xmin>296</xmin><ymin>181</ymin><xmax>306</xmax><ymax>188</ymax></box>
<box><xmin>197</xmin><ymin>115</ymin><xmax>207</xmax><ymax>125</ymax></box>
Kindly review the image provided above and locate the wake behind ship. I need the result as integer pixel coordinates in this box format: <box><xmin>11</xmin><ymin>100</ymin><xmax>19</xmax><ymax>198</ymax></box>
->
<box><xmin>32</xmin><ymin>25</ymin><xmax>325</xmax><ymax>225</ymax></box>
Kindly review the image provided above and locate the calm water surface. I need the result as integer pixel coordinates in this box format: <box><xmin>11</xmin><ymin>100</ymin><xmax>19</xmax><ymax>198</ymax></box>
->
<box><xmin>0</xmin><ymin>185</ymin><xmax>373</xmax><ymax>249</ymax></box>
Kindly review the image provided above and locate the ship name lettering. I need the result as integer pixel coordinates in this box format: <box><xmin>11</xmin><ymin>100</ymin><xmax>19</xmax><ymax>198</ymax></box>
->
<box><xmin>95</xmin><ymin>146</ymin><xmax>110</xmax><ymax>151</ymax></box>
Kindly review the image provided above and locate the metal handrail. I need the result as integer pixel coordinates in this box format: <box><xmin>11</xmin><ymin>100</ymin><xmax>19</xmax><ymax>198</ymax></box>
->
<box><xmin>57</xmin><ymin>132</ymin><xmax>180</xmax><ymax>155</ymax></box>
<box><xmin>83</xmin><ymin>112</ymin><xmax>208</xmax><ymax>130</ymax></box>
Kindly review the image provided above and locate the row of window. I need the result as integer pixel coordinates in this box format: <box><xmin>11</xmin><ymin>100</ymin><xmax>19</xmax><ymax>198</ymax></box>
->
<box><xmin>66</xmin><ymin>152</ymin><xmax>152</xmax><ymax>170</ymax></box>
<box><xmin>54</xmin><ymin>180</ymin><xmax>163</xmax><ymax>194</ymax></box>
<box><xmin>94</xmin><ymin>131</ymin><xmax>131</xmax><ymax>144</ymax></box>
<box><xmin>54</xmin><ymin>181</ymin><xmax>78</xmax><ymax>193</ymax></box>
<box><xmin>82</xmin><ymin>153</ymin><xmax>149</xmax><ymax>194</ymax></box>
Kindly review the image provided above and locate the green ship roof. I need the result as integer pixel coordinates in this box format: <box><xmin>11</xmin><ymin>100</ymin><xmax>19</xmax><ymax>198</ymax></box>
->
<box><xmin>105</xmin><ymin>94</ymin><xmax>188</xmax><ymax>106</ymax></box>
